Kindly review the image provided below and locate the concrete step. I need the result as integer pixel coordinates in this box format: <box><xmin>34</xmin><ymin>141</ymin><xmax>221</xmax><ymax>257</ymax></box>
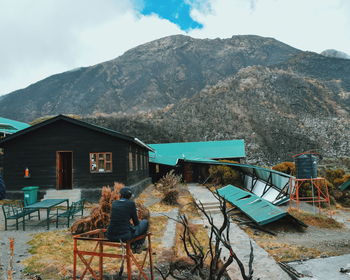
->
<box><xmin>43</xmin><ymin>189</ymin><xmax>82</xmax><ymax>203</ymax></box>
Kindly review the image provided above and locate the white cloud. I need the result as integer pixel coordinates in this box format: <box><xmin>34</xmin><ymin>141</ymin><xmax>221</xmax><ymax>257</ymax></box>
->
<box><xmin>77</xmin><ymin>13</ymin><xmax>183</xmax><ymax>66</ymax></box>
<box><xmin>1</xmin><ymin>0</ymin><xmax>349</xmax><ymax>95</ymax></box>
<box><xmin>0</xmin><ymin>0</ymin><xmax>182</xmax><ymax>95</ymax></box>
<box><xmin>189</xmin><ymin>0</ymin><xmax>350</xmax><ymax>54</ymax></box>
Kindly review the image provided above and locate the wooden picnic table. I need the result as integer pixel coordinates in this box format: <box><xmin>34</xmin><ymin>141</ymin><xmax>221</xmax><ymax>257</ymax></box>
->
<box><xmin>24</xmin><ymin>198</ymin><xmax>69</xmax><ymax>230</ymax></box>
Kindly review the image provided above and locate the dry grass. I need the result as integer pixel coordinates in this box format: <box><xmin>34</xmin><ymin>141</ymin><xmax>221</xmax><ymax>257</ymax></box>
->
<box><xmin>256</xmin><ymin>240</ymin><xmax>337</xmax><ymax>262</ymax></box>
<box><xmin>23</xmin><ymin>230</ymin><xmax>132</xmax><ymax>278</ymax></box>
<box><xmin>178</xmin><ymin>195</ymin><xmax>201</xmax><ymax>219</ymax></box>
<box><xmin>149</xmin><ymin>216</ymin><xmax>168</xmax><ymax>246</ymax></box>
<box><xmin>22</xmin><ymin>216</ymin><xmax>169</xmax><ymax>280</ymax></box>
<box><xmin>243</xmin><ymin>227</ymin><xmax>275</xmax><ymax>240</ymax></box>
<box><xmin>174</xmin><ymin>222</ymin><xmax>209</xmax><ymax>259</ymax></box>
<box><xmin>21</xmin><ymin>185</ymin><xmax>210</xmax><ymax>279</ymax></box>
<box><xmin>259</xmin><ymin>241</ymin><xmax>319</xmax><ymax>262</ymax></box>
<box><xmin>244</xmin><ymin>227</ymin><xmax>334</xmax><ymax>262</ymax></box>
<box><xmin>148</xmin><ymin>202</ymin><xmax>176</xmax><ymax>212</ymax></box>
<box><xmin>0</xmin><ymin>199</ymin><xmax>18</xmax><ymax>205</ymax></box>
<box><xmin>288</xmin><ymin>208</ymin><xmax>343</xmax><ymax>229</ymax></box>
<box><xmin>23</xmin><ymin>230</ymin><xmax>81</xmax><ymax>279</ymax></box>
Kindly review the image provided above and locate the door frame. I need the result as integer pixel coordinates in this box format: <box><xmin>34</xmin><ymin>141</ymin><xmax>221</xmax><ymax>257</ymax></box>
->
<box><xmin>56</xmin><ymin>151</ymin><xmax>73</xmax><ymax>190</ymax></box>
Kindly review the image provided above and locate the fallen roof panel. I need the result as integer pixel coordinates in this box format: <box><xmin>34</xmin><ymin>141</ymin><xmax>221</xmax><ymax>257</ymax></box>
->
<box><xmin>218</xmin><ymin>185</ymin><xmax>289</xmax><ymax>225</ymax></box>
<box><xmin>182</xmin><ymin>158</ymin><xmax>291</xmax><ymax>204</ymax></box>
<box><xmin>339</xmin><ymin>178</ymin><xmax>350</xmax><ymax>191</ymax></box>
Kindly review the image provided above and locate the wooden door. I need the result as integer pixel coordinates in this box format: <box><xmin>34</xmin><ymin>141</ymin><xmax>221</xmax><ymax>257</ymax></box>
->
<box><xmin>56</xmin><ymin>151</ymin><xmax>73</xmax><ymax>189</ymax></box>
<box><xmin>183</xmin><ymin>163</ymin><xmax>193</xmax><ymax>183</ymax></box>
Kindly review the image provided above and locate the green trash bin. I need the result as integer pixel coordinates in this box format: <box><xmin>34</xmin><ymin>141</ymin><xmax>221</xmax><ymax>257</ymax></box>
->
<box><xmin>22</xmin><ymin>186</ymin><xmax>39</xmax><ymax>205</ymax></box>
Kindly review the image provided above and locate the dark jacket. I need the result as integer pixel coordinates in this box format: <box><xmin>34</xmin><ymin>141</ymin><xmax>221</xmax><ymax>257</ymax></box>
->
<box><xmin>0</xmin><ymin>176</ymin><xmax>5</xmax><ymax>200</ymax></box>
<box><xmin>106</xmin><ymin>199</ymin><xmax>139</xmax><ymax>242</ymax></box>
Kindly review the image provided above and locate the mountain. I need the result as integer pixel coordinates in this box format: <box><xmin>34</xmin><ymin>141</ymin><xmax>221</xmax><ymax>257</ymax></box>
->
<box><xmin>83</xmin><ymin>65</ymin><xmax>350</xmax><ymax>164</ymax></box>
<box><xmin>0</xmin><ymin>34</ymin><xmax>349</xmax><ymax>164</ymax></box>
<box><xmin>0</xmin><ymin>35</ymin><xmax>300</xmax><ymax>121</ymax></box>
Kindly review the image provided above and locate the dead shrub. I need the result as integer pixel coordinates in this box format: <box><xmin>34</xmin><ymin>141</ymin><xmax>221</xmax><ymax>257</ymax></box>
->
<box><xmin>70</xmin><ymin>182</ymin><xmax>149</xmax><ymax>235</ymax></box>
<box><xmin>161</xmin><ymin>190</ymin><xmax>179</xmax><ymax>205</ymax></box>
<box><xmin>156</xmin><ymin>170</ymin><xmax>182</xmax><ymax>193</ymax></box>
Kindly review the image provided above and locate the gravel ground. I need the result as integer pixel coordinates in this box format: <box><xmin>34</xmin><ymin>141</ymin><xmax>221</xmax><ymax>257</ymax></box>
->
<box><xmin>276</xmin><ymin>202</ymin><xmax>350</xmax><ymax>256</ymax></box>
<box><xmin>274</xmin><ymin>225</ymin><xmax>350</xmax><ymax>255</ymax></box>
<box><xmin>0</xmin><ymin>209</ymin><xmax>80</xmax><ymax>280</ymax></box>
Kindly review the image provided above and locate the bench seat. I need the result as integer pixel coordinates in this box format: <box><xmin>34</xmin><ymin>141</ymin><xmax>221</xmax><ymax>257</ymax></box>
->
<box><xmin>56</xmin><ymin>199</ymin><xmax>85</xmax><ymax>228</ymax></box>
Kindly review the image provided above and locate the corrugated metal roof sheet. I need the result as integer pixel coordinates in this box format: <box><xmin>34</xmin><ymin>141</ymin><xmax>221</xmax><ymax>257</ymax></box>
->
<box><xmin>180</xmin><ymin>158</ymin><xmax>291</xmax><ymax>204</ymax></box>
<box><xmin>148</xmin><ymin>140</ymin><xmax>245</xmax><ymax>166</ymax></box>
<box><xmin>0</xmin><ymin>117</ymin><xmax>30</xmax><ymax>134</ymax></box>
<box><xmin>218</xmin><ymin>185</ymin><xmax>288</xmax><ymax>225</ymax></box>
<box><xmin>339</xmin><ymin>178</ymin><xmax>350</xmax><ymax>191</ymax></box>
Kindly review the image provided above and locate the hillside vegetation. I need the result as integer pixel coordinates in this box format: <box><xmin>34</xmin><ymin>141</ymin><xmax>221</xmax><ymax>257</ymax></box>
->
<box><xmin>1</xmin><ymin>34</ymin><xmax>349</xmax><ymax>164</ymax></box>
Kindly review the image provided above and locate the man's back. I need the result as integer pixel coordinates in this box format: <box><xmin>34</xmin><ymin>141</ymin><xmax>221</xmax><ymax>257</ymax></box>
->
<box><xmin>107</xmin><ymin>199</ymin><xmax>139</xmax><ymax>240</ymax></box>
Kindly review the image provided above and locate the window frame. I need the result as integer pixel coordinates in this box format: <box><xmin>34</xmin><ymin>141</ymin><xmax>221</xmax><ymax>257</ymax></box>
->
<box><xmin>134</xmin><ymin>149</ymin><xmax>138</xmax><ymax>171</ymax></box>
<box><xmin>90</xmin><ymin>152</ymin><xmax>113</xmax><ymax>173</ymax></box>
<box><xmin>129</xmin><ymin>146</ymin><xmax>133</xmax><ymax>172</ymax></box>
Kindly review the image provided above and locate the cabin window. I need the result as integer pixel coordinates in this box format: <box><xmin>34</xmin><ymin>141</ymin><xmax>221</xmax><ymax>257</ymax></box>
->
<box><xmin>142</xmin><ymin>153</ymin><xmax>147</xmax><ymax>170</ymax></box>
<box><xmin>144</xmin><ymin>153</ymin><xmax>148</xmax><ymax>170</ymax></box>
<box><xmin>90</xmin><ymin>152</ymin><xmax>112</xmax><ymax>173</ymax></box>
<box><xmin>140</xmin><ymin>153</ymin><xmax>144</xmax><ymax>170</ymax></box>
<box><xmin>141</xmin><ymin>152</ymin><xmax>145</xmax><ymax>170</ymax></box>
<box><xmin>134</xmin><ymin>149</ymin><xmax>138</xmax><ymax>171</ymax></box>
<box><xmin>129</xmin><ymin>146</ymin><xmax>133</xmax><ymax>171</ymax></box>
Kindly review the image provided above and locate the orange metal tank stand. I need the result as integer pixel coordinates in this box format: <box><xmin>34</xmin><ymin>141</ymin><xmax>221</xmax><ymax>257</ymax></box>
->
<box><xmin>289</xmin><ymin>177</ymin><xmax>330</xmax><ymax>211</ymax></box>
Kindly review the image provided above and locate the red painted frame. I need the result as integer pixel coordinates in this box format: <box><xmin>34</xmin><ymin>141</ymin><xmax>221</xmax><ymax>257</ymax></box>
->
<box><xmin>73</xmin><ymin>229</ymin><xmax>154</xmax><ymax>280</ymax></box>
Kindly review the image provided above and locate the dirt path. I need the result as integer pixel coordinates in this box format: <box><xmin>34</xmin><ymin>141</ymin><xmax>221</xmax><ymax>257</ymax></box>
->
<box><xmin>278</xmin><ymin>226</ymin><xmax>350</xmax><ymax>254</ymax></box>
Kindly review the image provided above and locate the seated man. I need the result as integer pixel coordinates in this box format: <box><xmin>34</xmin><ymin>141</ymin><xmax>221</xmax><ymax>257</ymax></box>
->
<box><xmin>106</xmin><ymin>187</ymin><xmax>148</xmax><ymax>253</ymax></box>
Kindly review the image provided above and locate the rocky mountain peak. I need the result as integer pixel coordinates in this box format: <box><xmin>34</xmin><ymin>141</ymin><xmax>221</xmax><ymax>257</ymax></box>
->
<box><xmin>0</xmin><ymin>34</ymin><xmax>349</xmax><ymax>164</ymax></box>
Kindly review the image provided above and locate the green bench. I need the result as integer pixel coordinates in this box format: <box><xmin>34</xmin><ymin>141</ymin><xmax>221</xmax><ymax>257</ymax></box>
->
<box><xmin>2</xmin><ymin>201</ymin><xmax>41</xmax><ymax>230</ymax></box>
<box><xmin>56</xmin><ymin>199</ymin><xmax>85</xmax><ymax>228</ymax></box>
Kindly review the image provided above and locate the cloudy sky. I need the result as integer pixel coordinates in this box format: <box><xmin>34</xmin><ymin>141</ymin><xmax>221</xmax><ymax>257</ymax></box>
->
<box><xmin>1</xmin><ymin>0</ymin><xmax>349</xmax><ymax>95</ymax></box>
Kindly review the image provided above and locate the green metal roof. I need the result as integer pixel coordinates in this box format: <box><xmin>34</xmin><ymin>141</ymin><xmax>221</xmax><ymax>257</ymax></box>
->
<box><xmin>149</xmin><ymin>140</ymin><xmax>245</xmax><ymax>166</ymax></box>
<box><xmin>339</xmin><ymin>178</ymin><xmax>350</xmax><ymax>191</ymax></box>
<box><xmin>217</xmin><ymin>185</ymin><xmax>288</xmax><ymax>225</ymax></box>
<box><xmin>0</xmin><ymin>117</ymin><xmax>30</xmax><ymax>135</ymax></box>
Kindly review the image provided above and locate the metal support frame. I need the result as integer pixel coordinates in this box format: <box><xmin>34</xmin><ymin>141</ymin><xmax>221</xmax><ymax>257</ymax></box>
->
<box><xmin>246</xmin><ymin>170</ymin><xmax>290</xmax><ymax>201</ymax></box>
<box><xmin>289</xmin><ymin>177</ymin><xmax>330</xmax><ymax>211</ymax></box>
<box><xmin>73</xmin><ymin>229</ymin><xmax>154</xmax><ymax>280</ymax></box>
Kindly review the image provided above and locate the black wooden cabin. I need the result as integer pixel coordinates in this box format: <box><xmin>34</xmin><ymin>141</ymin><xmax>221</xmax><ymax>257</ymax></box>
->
<box><xmin>0</xmin><ymin>115</ymin><xmax>152</xmax><ymax>200</ymax></box>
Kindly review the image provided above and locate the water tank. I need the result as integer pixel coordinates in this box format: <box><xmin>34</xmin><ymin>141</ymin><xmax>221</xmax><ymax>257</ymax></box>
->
<box><xmin>295</xmin><ymin>154</ymin><xmax>318</xmax><ymax>179</ymax></box>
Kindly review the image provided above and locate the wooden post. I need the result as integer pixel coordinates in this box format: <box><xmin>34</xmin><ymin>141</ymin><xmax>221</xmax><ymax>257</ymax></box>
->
<box><xmin>99</xmin><ymin>241</ymin><xmax>103</xmax><ymax>280</ymax></box>
<box><xmin>148</xmin><ymin>234</ymin><xmax>154</xmax><ymax>280</ymax></box>
<box><xmin>7</xmin><ymin>238</ymin><xmax>14</xmax><ymax>280</ymax></box>
<box><xmin>126</xmin><ymin>242</ymin><xmax>132</xmax><ymax>280</ymax></box>
<box><xmin>73</xmin><ymin>238</ymin><xmax>77</xmax><ymax>280</ymax></box>
<box><xmin>0</xmin><ymin>236</ymin><xmax>3</xmax><ymax>280</ymax></box>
